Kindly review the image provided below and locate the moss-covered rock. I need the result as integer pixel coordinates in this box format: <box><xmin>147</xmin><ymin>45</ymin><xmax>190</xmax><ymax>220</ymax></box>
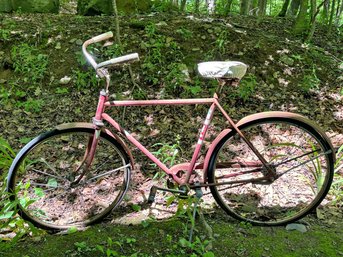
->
<box><xmin>0</xmin><ymin>0</ymin><xmax>12</xmax><ymax>12</ymax></box>
<box><xmin>76</xmin><ymin>0</ymin><xmax>152</xmax><ymax>16</ymax></box>
<box><xmin>116</xmin><ymin>0</ymin><xmax>152</xmax><ymax>14</ymax></box>
<box><xmin>77</xmin><ymin>0</ymin><xmax>113</xmax><ymax>16</ymax></box>
<box><xmin>10</xmin><ymin>0</ymin><xmax>59</xmax><ymax>13</ymax></box>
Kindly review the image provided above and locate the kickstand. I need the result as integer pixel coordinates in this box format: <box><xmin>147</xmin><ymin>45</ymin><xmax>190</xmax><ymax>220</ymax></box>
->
<box><xmin>189</xmin><ymin>182</ymin><xmax>203</xmax><ymax>243</ymax></box>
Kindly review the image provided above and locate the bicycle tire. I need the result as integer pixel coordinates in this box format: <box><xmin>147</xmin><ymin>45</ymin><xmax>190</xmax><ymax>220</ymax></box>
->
<box><xmin>207</xmin><ymin>115</ymin><xmax>334</xmax><ymax>226</ymax></box>
<box><xmin>7</xmin><ymin>126</ymin><xmax>131</xmax><ymax>231</ymax></box>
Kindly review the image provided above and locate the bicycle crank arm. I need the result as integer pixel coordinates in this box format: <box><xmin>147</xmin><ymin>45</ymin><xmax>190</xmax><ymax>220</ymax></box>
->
<box><xmin>148</xmin><ymin>185</ymin><xmax>188</xmax><ymax>203</ymax></box>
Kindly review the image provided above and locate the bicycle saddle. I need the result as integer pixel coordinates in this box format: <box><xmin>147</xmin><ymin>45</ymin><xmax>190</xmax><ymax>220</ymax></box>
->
<box><xmin>198</xmin><ymin>61</ymin><xmax>247</xmax><ymax>80</ymax></box>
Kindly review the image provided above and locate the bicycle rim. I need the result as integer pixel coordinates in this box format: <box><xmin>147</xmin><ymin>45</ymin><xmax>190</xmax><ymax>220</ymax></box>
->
<box><xmin>208</xmin><ymin>117</ymin><xmax>334</xmax><ymax>226</ymax></box>
<box><xmin>8</xmin><ymin>128</ymin><xmax>131</xmax><ymax>230</ymax></box>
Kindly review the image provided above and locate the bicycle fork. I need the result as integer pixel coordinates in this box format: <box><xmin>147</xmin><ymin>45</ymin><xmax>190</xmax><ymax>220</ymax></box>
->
<box><xmin>71</xmin><ymin>90</ymin><xmax>108</xmax><ymax>186</ymax></box>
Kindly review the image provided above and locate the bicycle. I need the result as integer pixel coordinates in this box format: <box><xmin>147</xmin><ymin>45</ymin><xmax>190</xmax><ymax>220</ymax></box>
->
<box><xmin>7</xmin><ymin>32</ymin><xmax>335</xmax><ymax>231</ymax></box>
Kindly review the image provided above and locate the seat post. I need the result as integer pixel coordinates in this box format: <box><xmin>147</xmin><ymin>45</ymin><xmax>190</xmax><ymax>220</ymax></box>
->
<box><xmin>216</xmin><ymin>78</ymin><xmax>239</xmax><ymax>96</ymax></box>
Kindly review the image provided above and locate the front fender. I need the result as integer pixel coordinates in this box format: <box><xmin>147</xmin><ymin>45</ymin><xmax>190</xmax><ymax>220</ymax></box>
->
<box><xmin>202</xmin><ymin>111</ymin><xmax>334</xmax><ymax>183</ymax></box>
<box><xmin>56</xmin><ymin>122</ymin><xmax>135</xmax><ymax>170</ymax></box>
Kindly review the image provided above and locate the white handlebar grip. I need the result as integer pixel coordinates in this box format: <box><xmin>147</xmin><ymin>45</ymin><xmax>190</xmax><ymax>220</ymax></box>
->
<box><xmin>91</xmin><ymin>31</ymin><xmax>113</xmax><ymax>43</ymax></box>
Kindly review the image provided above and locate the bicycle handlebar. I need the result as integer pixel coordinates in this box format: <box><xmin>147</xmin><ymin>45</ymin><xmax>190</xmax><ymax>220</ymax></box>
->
<box><xmin>82</xmin><ymin>31</ymin><xmax>139</xmax><ymax>72</ymax></box>
<box><xmin>91</xmin><ymin>31</ymin><xmax>113</xmax><ymax>43</ymax></box>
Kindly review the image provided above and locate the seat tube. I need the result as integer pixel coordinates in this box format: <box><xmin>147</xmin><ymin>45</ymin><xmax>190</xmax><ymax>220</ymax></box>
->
<box><xmin>185</xmin><ymin>102</ymin><xmax>216</xmax><ymax>183</ymax></box>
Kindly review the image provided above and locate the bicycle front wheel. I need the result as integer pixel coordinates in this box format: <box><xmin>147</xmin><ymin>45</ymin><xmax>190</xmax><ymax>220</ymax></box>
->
<box><xmin>7</xmin><ymin>127</ymin><xmax>131</xmax><ymax>230</ymax></box>
<box><xmin>207</xmin><ymin>115</ymin><xmax>334</xmax><ymax>226</ymax></box>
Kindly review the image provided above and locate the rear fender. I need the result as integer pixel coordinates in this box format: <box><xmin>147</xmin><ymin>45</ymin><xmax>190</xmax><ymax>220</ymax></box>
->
<box><xmin>202</xmin><ymin>111</ymin><xmax>334</xmax><ymax>183</ymax></box>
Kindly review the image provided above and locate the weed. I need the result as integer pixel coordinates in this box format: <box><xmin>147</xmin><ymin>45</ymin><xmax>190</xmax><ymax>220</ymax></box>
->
<box><xmin>96</xmin><ymin>236</ymin><xmax>139</xmax><ymax>257</ymax></box>
<box><xmin>238</xmin><ymin>74</ymin><xmax>257</xmax><ymax>101</ymax></box>
<box><xmin>11</xmin><ymin>44</ymin><xmax>49</xmax><ymax>85</ymax></box>
<box><xmin>177</xmin><ymin>236</ymin><xmax>215</xmax><ymax>257</ymax></box>
<box><xmin>164</xmin><ymin>63</ymin><xmax>191</xmax><ymax>96</ymax></box>
<box><xmin>16</xmin><ymin>98</ymin><xmax>44</xmax><ymax>113</ymax></box>
<box><xmin>0</xmin><ymin>138</ymin><xmax>44</xmax><ymax>243</ymax></box>
<box><xmin>55</xmin><ymin>87</ymin><xmax>69</xmax><ymax>94</ymax></box>
<box><xmin>141</xmin><ymin>23</ymin><xmax>183</xmax><ymax>89</ymax></box>
<box><xmin>0</xmin><ymin>181</ymin><xmax>43</xmax><ymax>243</ymax></box>
<box><xmin>151</xmin><ymin>135</ymin><xmax>181</xmax><ymax>179</ymax></box>
<box><xmin>65</xmin><ymin>241</ymin><xmax>97</xmax><ymax>256</ymax></box>
<box><xmin>331</xmin><ymin>145</ymin><xmax>343</xmax><ymax>205</ymax></box>
<box><xmin>298</xmin><ymin>67</ymin><xmax>320</xmax><ymax>93</ymax></box>
<box><xmin>176</xmin><ymin>27</ymin><xmax>193</xmax><ymax>39</ymax></box>
<box><xmin>0</xmin><ymin>19</ymin><xmax>16</xmax><ymax>41</ymax></box>
<box><xmin>73</xmin><ymin>69</ymin><xmax>98</xmax><ymax>90</ymax></box>
<box><xmin>0</xmin><ymin>137</ymin><xmax>15</xmax><ymax>177</ymax></box>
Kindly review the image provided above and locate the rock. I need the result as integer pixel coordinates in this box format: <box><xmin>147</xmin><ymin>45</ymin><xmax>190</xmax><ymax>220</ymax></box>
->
<box><xmin>116</xmin><ymin>0</ymin><xmax>152</xmax><ymax>14</ymax></box>
<box><xmin>10</xmin><ymin>0</ymin><xmax>59</xmax><ymax>13</ymax></box>
<box><xmin>76</xmin><ymin>0</ymin><xmax>151</xmax><ymax>16</ymax></box>
<box><xmin>285</xmin><ymin>223</ymin><xmax>307</xmax><ymax>233</ymax></box>
<box><xmin>59</xmin><ymin>76</ymin><xmax>71</xmax><ymax>85</ymax></box>
<box><xmin>75</xmin><ymin>39</ymin><xmax>83</xmax><ymax>46</ymax></box>
<box><xmin>280</xmin><ymin>55</ymin><xmax>294</xmax><ymax>66</ymax></box>
<box><xmin>77</xmin><ymin>0</ymin><xmax>113</xmax><ymax>16</ymax></box>
<box><xmin>0</xmin><ymin>0</ymin><xmax>12</xmax><ymax>12</ymax></box>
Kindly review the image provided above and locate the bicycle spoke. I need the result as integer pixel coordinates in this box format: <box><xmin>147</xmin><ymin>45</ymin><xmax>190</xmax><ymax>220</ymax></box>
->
<box><xmin>275</xmin><ymin>149</ymin><xmax>332</xmax><ymax>178</ymax></box>
<box><xmin>30</xmin><ymin>182</ymin><xmax>66</xmax><ymax>190</ymax></box>
<box><xmin>85</xmin><ymin>164</ymin><xmax>130</xmax><ymax>182</ymax></box>
<box><xmin>31</xmin><ymin>168</ymin><xmax>67</xmax><ymax>182</ymax></box>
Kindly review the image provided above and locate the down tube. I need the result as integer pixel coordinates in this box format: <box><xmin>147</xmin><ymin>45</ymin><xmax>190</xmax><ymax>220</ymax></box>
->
<box><xmin>101</xmin><ymin>113</ymin><xmax>183</xmax><ymax>184</ymax></box>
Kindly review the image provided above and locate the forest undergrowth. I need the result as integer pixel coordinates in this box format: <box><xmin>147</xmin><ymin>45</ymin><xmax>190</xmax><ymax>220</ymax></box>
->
<box><xmin>0</xmin><ymin>11</ymin><xmax>342</xmax><ymax>256</ymax></box>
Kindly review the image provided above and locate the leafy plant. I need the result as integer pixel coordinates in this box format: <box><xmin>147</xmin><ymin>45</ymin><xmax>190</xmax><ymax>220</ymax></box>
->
<box><xmin>73</xmin><ymin>69</ymin><xmax>98</xmax><ymax>90</ymax></box>
<box><xmin>176</xmin><ymin>27</ymin><xmax>193</xmax><ymax>39</ymax></box>
<box><xmin>16</xmin><ymin>98</ymin><xmax>44</xmax><ymax>113</ymax></box>
<box><xmin>96</xmin><ymin>237</ymin><xmax>139</xmax><ymax>257</ymax></box>
<box><xmin>298</xmin><ymin>67</ymin><xmax>320</xmax><ymax>93</ymax></box>
<box><xmin>11</xmin><ymin>44</ymin><xmax>49</xmax><ymax>85</ymax></box>
<box><xmin>64</xmin><ymin>241</ymin><xmax>98</xmax><ymax>256</ymax></box>
<box><xmin>151</xmin><ymin>135</ymin><xmax>181</xmax><ymax>179</ymax></box>
<box><xmin>178</xmin><ymin>236</ymin><xmax>214</xmax><ymax>257</ymax></box>
<box><xmin>331</xmin><ymin>145</ymin><xmax>343</xmax><ymax>205</ymax></box>
<box><xmin>0</xmin><ymin>137</ymin><xmax>16</xmax><ymax>177</ymax></box>
<box><xmin>0</xmin><ymin>181</ymin><xmax>42</xmax><ymax>243</ymax></box>
<box><xmin>238</xmin><ymin>74</ymin><xmax>257</xmax><ymax>101</ymax></box>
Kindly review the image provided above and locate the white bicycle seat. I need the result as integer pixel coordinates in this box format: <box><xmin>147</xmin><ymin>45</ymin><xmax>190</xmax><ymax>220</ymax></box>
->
<box><xmin>198</xmin><ymin>61</ymin><xmax>247</xmax><ymax>80</ymax></box>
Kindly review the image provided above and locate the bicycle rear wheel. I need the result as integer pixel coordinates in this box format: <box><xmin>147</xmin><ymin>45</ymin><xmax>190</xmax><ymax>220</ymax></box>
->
<box><xmin>7</xmin><ymin>127</ymin><xmax>131</xmax><ymax>231</ymax></box>
<box><xmin>207</xmin><ymin>115</ymin><xmax>334</xmax><ymax>226</ymax></box>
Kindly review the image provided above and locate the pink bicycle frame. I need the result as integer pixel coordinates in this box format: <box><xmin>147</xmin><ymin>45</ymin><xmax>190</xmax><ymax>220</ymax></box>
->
<box><xmin>90</xmin><ymin>90</ymin><xmax>270</xmax><ymax>186</ymax></box>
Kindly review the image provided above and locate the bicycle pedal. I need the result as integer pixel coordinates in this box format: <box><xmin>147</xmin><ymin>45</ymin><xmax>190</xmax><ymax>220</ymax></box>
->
<box><xmin>148</xmin><ymin>186</ymin><xmax>157</xmax><ymax>204</ymax></box>
<box><xmin>178</xmin><ymin>185</ymin><xmax>189</xmax><ymax>199</ymax></box>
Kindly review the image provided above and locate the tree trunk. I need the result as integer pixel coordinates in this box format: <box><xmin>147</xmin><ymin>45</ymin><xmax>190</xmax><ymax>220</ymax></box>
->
<box><xmin>258</xmin><ymin>0</ymin><xmax>267</xmax><ymax>16</ymax></box>
<box><xmin>224</xmin><ymin>0</ymin><xmax>233</xmax><ymax>14</ymax></box>
<box><xmin>251</xmin><ymin>0</ymin><xmax>258</xmax><ymax>15</ymax></box>
<box><xmin>278</xmin><ymin>0</ymin><xmax>291</xmax><ymax>17</ymax></box>
<box><xmin>328</xmin><ymin>0</ymin><xmax>336</xmax><ymax>33</ymax></box>
<box><xmin>240</xmin><ymin>0</ymin><xmax>251</xmax><ymax>15</ymax></box>
<box><xmin>322</xmin><ymin>0</ymin><xmax>329</xmax><ymax>24</ymax></box>
<box><xmin>195</xmin><ymin>0</ymin><xmax>200</xmax><ymax>13</ymax></box>
<box><xmin>207</xmin><ymin>0</ymin><xmax>216</xmax><ymax>14</ymax></box>
<box><xmin>293</xmin><ymin>0</ymin><xmax>309</xmax><ymax>35</ymax></box>
<box><xmin>180</xmin><ymin>0</ymin><xmax>187</xmax><ymax>11</ymax></box>
<box><xmin>335</xmin><ymin>0</ymin><xmax>343</xmax><ymax>25</ymax></box>
<box><xmin>306</xmin><ymin>0</ymin><xmax>318</xmax><ymax>41</ymax></box>
<box><xmin>112</xmin><ymin>0</ymin><xmax>121</xmax><ymax>45</ymax></box>
<box><xmin>288</xmin><ymin>0</ymin><xmax>300</xmax><ymax>17</ymax></box>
